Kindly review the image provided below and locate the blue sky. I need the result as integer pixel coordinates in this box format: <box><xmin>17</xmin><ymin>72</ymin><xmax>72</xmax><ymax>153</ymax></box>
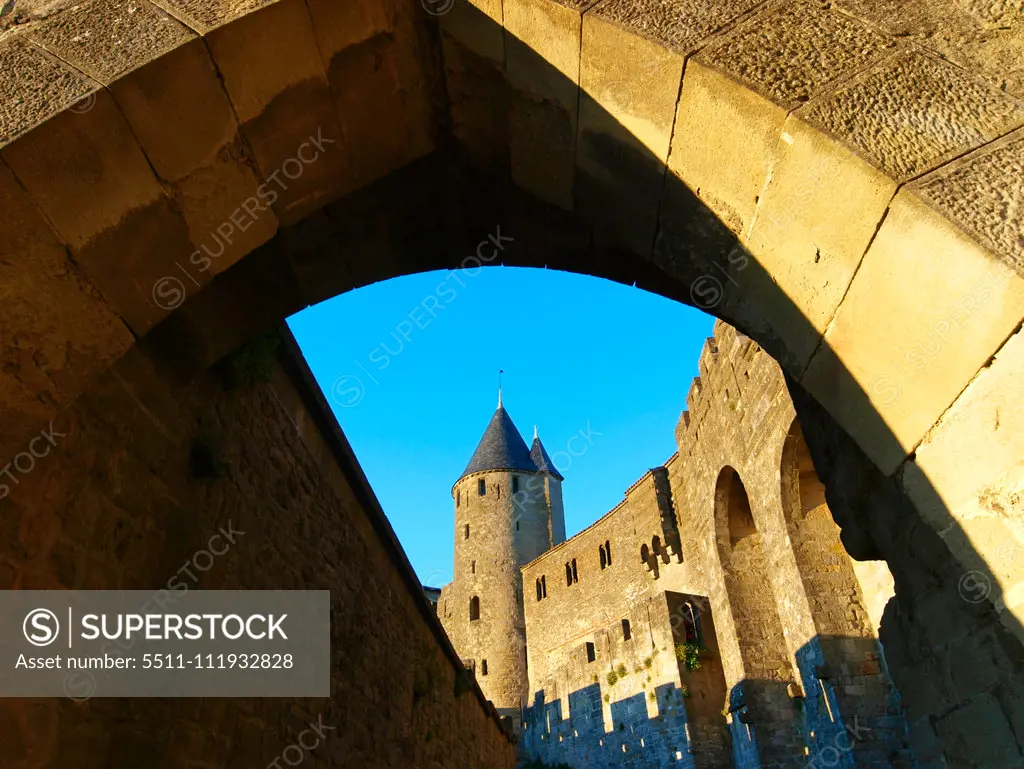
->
<box><xmin>287</xmin><ymin>267</ymin><xmax>714</xmax><ymax>586</ymax></box>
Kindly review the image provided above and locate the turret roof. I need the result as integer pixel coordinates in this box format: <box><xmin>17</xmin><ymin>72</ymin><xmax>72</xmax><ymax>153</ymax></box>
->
<box><xmin>459</xmin><ymin>406</ymin><xmax>539</xmax><ymax>480</ymax></box>
<box><xmin>529</xmin><ymin>434</ymin><xmax>564</xmax><ymax>480</ymax></box>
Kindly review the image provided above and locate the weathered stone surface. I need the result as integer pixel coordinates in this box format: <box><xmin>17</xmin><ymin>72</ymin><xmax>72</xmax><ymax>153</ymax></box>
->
<box><xmin>800</xmin><ymin>50</ymin><xmax>1024</xmax><ymax>182</ymax></box>
<box><xmin>903</xmin><ymin>328</ymin><xmax>1024</xmax><ymax>636</ymax></box>
<box><xmin>576</xmin><ymin>12</ymin><xmax>684</xmax><ymax>256</ymax></box>
<box><xmin>0</xmin><ymin>159</ymin><xmax>132</xmax><ymax>462</ymax></box>
<box><xmin>802</xmin><ymin>185</ymin><xmax>1024</xmax><ymax>475</ymax></box>
<box><xmin>201</xmin><ymin>0</ymin><xmax>352</xmax><ymax>223</ymax></box>
<box><xmin>743</xmin><ymin>115</ymin><xmax>898</xmax><ymax>371</ymax></box>
<box><xmin>913</xmin><ymin>127</ymin><xmax>1024</xmax><ymax>277</ymax></box>
<box><xmin>440</xmin><ymin>0</ymin><xmax>505</xmax><ymax>64</ymax></box>
<box><xmin>835</xmin><ymin>0</ymin><xmax>1024</xmax><ymax>97</ymax></box>
<box><xmin>27</xmin><ymin>0</ymin><xmax>192</xmax><ymax>83</ymax></box>
<box><xmin>0</xmin><ymin>35</ymin><xmax>97</xmax><ymax>147</ymax></box>
<box><xmin>149</xmin><ymin>0</ymin><xmax>268</xmax><ymax>33</ymax></box>
<box><xmin>590</xmin><ymin>0</ymin><xmax>764</xmax><ymax>56</ymax></box>
<box><xmin>0</xmin><ymin>334</ymin><xmax>517</xmax><ymax>768</ymax></box>
<box><xmin>696</xmin><ymin>0</ymin><xmax>894</xmax><ymax>108</ymax></box>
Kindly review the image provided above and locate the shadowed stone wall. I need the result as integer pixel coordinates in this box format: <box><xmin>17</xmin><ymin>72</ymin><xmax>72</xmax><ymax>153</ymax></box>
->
<box><xmin>0</xmin><ymin>331</ymin><xmax>515</xmax><ymax>769</ymax></box>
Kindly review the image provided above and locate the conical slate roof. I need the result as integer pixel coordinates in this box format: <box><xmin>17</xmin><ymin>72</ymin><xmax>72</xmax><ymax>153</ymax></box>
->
<box><xmin>530</xmin><ymin>434</ymin><xmax>564</xmax><ymax>481</ymax></box>
<box><xmin>460</xmin><ymin>406</ymin><xmax>539</xmax><ymax>480</ymax></box>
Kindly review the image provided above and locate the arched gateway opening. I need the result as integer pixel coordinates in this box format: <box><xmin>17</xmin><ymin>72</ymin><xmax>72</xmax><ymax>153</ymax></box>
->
<box><xmin>715</xmin><ymin>466</ymin><xmax>803</xmax><ymax>765</ymax></box>
<box><xmin>0</xmin><ymin>0</ymin><xmax>1021</xmax><ymax>765</ymax></box>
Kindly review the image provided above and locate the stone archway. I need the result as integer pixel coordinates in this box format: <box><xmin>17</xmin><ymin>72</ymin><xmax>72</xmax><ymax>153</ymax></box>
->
<box><xmin>1</xmin><ymin>0</ymin><xmax>1023</xmax><ymax>764</ymax></box>
<box><xmin>713</xmin><ymin>465</ymin><xmax>803</xmax><ymax>766</ymax></box>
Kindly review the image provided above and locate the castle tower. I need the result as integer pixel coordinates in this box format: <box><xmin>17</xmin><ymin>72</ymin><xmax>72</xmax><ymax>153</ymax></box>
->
<box><xmin>440</xmin><ymin>396</ymin><xmax>563</xmax><ymax>726</ymax></box>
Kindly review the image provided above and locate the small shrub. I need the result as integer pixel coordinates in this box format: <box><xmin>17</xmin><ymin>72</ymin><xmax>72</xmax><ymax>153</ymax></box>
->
<box><xmin>643</xmin><ymin>657</ymin><xmax>652</xmax><ymax>669</ymax></box>
<box><xmin>616</xmin><ymin>663</ymin><xmax>627</xmax><ymax>678</ymax></box>
<box><xmin>606</xmin><ymin>669</ymin><xmax>619</xmax><ymax>686</ymax></box>
<box><xmin>681</xmin><ymin>684</ymin><xmax>691</xmax><ymax>698</ymax></box>
<box><xmin>603</xmin><ymin>693</ymin><xmax>610</xmax><ymax>703</ymax></box>
<box><xmin>649</xmin><ymin>690</ymin><xmax>657</xmax><ymax>702</ymax></box>
<box><xmin>674</xmin><ymin>642</ymin><xmax>707</xmax><ymax>671</ymax></box>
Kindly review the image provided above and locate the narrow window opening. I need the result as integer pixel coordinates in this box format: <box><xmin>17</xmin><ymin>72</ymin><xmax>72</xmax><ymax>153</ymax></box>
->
<box><xmin>541</xmin><ymin>575</ymin><xmax>547</xmax><ymax>598</ymax></box>
<box><xmin>536</xmin><ymin>578</ymin><xmax>543</xmax><ymax>601</ymax></box>
<box><xmin>457</xmin><ymin>489</ymin><xmax>460</xmax><ymax>507</ymax></box>
<box><xmin>516</xmin><ymin>521</ymin><xmax>520</xmax><ymax>531</ymax></box>
<box><xmin>464</xmin><ymin>523</ymin><xmax>470</xmax><ymax>540</ymax></box>
<box><xmin>469</xmin><ymin>596</ymin><xmax>480</xmax><ymax>621</ymax></box>
<box><xmin>512</xmin><ymin>476</ymin><xmax>520</xmax><ymax>493</ymax></box>
<box><xmin>566</xmin><ymin>562</ymin><xmax>573</xmax><ymax>586</ymax></box>
<box><xmin>497</xmin><ymin>484</ymin><xmax>501</xmax><ymax>499</ymax></box>
<box><xmin>586</xmin><ymin>642</ymin><xmax>596</xmax><ymax>663</ymax></box>
<box><xmin>571</xmin><ymin>558</ymin><xmax>578</xmax><ymax>584</ymax></box>
<box><xmin>481</xmin><ymin>660</ymin><xmax>488</xmax><ymax>676</ymax></box>
<box><xmin>621</xmin><ymin>618</ymin><xmax>632</xmax><ymax>641</ymax></box>
<box><xmin>605</xmin><ymin>540</ymin><xmax>612</xmax><ymax>566</ymax></box>
<box><xmin>600</xmin><ymin>545</ymin><xmax>607</xmax><ymax>569</ymax></box>
<box><xmin>478</xmin><ymin>478</ymin><xmax>486</xmax><ymax>496</ymax></box>
<box><xmin>471</xmin><ymin>560</ymin><xmax>476</xmax><ymax>574</ymax></box>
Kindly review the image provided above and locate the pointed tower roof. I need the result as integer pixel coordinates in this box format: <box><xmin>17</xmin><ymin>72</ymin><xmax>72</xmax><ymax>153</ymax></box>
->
<box><xmin>529</xmin><ymin>427</ymin><xmax>564</xmax><ymax>480</ymax></box>
<box><xmin>460</xmin><ymin>406</ymin><xmax>539</xmax><ymax>481</ymax></box>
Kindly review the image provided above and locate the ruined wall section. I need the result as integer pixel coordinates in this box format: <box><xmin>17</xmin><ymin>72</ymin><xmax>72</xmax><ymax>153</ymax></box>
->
<box><xmin>671</xmin><ymin>320</ymin><xmax>909</xmax><ymax>766</ymax></box>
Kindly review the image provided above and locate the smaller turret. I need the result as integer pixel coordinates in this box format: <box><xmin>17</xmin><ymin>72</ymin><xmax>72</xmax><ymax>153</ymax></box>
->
<box><xmin>529</xmin><ymin>428</ymin><xmax>566</xmax><ymax>546</ymax></box>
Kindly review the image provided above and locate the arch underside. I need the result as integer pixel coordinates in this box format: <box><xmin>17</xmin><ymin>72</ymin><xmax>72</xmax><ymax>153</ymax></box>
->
<box><xmin>1</xmin><ymin>0</ymin><xmax>1023</xmax><ymax>764</ymax></box>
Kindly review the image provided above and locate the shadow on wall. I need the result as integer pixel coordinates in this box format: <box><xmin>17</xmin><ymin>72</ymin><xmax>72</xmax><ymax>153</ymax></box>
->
<box><xmin>523</xmin><ymin>634</ymin><xmax>911</xmax><ymax>769</ymax></box>
<box><xmin>0</xmin><ymin>0</ymin><xmax>1021</xmax><ymax>766</ymax></box>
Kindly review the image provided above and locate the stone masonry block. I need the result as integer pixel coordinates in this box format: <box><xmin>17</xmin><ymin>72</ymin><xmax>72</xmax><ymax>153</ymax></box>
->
<box><xmin>576</xmin><ymin>11</ymin><xmax>684</xmax><ymax>257</ymax></box>
<box><xmin>440</xmin><ymin>0</ymin><xmax>505</xmax><ymax>65</ymax></box>
<box><xmin>505</xmin><ymin>0</ymin><xmax>584</xmax><ymax>210</ymax></box>
<box><xmin>0</xmin><ymin>35</ymin><xmax>99</xmax><ymax>148</ymax></box>
<box><xmin>745</xmin><ymin>115</ymin><xmax>899</xmax><ymax>372</ymax></box>
<box><xmin>903</xmin><ymin>327</ymin><xmax>1024</xmax><ymax>640</ymax></box>
<box><xmin>799</xmin><ymin>49</ymin><xmax>1024</xmax><ymax>184</ymax></box>
<box><xmin>313</xmin><ymin>3</ymin><xmax>435</xmax><ymax>189</ymax></box>
<box><xmin>671</xmin><ymin>0</ymin><xmax>893</xmax><ymax>237</ymax></box>
<box><xmin>1</xmin><ymin>77</ymin><xmax>206</xmax><ymax>333</ymax></box>
<box><xmin>27</xmin><ymin>0</ymin><xmax>193</xmax><ymax>85</ymax></box>
<box><xmin>802</xmin><ymin>185</ymin><xmax>1024</xmax><ymax>475</ymax></box>
<box><xmin>0</xmin><ymin>160</ymin><xmax>132</xmax><ymax>462</ymax></box>
<box><xmin>198</xmin><ymin>0</ymin><xmax>353</xmax><ymax>224</ymax></box>
<box><xmin>30</xmin><ymin>4</ymin><xmax>278</xmax><ymax>277</ymax></box>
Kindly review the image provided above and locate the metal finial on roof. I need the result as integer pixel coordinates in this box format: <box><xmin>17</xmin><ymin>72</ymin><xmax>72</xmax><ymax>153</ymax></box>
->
<box><xmin>533</xmin><ymin>425</ymin><xmax>538</xmax><ymax>440</ymax></box>
<box><xmin>498</xmin><ymin>369</ymin><xmax>503</xmax><ymax>408</ymax></box>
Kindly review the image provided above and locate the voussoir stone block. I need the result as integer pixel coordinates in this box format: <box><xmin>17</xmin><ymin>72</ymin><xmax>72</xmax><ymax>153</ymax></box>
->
<box><xmin>672</xmin><ymin>0</ymin><xmax>893</xmax><ymax>237</ymax></box>
<box><xmin>802</xmin><ymin>167</ymin><xmax>1024</xmax><ymax>475</ymax></box>
<box><xmin>0</xmin><ymin>37</ymin><xmax>208</xmax><ymax>334</ymax></box>
<box><xmin>169</xmin><ymin>0</ymin><xmax>353</xmax><ymax>225</ymax></box>
<box><xmin>505</xmin><ymin>0</ymin><xmax>585</xmax><ymax>211</ymax></box>
<box><xmin>576</xmin><ymin>7</ymin><xmax>686</xmax><ymax>258</ymax></box>
<box><xmin>748</xmin><ymin>47</ymin><xmax>1024</xmax><ymax>376</ymax></box>
<box><xmin>311</xmin><ymin>0</ymin><xmax>436</xmax><ymax>187</ymax></box>
<box><xmin>0</xmin><ymin>159</ymin><xmax>133</xmax><ymax>463</ymax></box>
<box><xmin>902</xmin><ymin>328</ymin><xmax>1024</xmax><ymax>639</ymax></box>
<box><xmin>439</xmin><ymin>0</ymin><xmax>505</xmax><ymax>65</ymax></box>
<box><xmin>29</xmin><ymin>0</ymin><xmax>278</xmax><ymax>278</ymax></box>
